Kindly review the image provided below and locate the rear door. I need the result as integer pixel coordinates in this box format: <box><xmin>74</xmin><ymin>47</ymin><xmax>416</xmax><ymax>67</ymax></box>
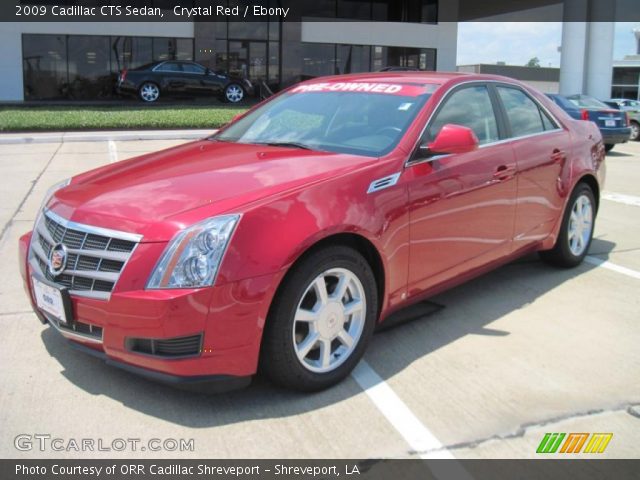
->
<box><xmin>493</xmin><ymin>85</ymin><xmax>571</xmax><ymax>252</ymax></box>
<box><xmin>154</xmin><ymin>61</ymin><xmax>187</xmax><ymax>94</ymax></box>
<box><xmin>405</xmin><ymin>83</ymin><xmax>517</xmax><ymax>295</ymax></box>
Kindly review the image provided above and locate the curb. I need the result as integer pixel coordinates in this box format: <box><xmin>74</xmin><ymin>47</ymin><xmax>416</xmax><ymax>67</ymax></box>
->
<box><xmin>0</xmin><ymin>129</ymin><xmax>217</xmax><ymax>145</ymax></box>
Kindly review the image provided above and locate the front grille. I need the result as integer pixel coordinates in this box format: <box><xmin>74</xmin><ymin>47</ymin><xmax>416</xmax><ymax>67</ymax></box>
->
<box><xmin>29</xmin><ymin>210</ymin><xmax>142</xmax><ymax>300</ymax></box>
<box><xmin>126</xmin><ymin>334</ymin><xmax>203</xmax><ymax>358</ymax></box>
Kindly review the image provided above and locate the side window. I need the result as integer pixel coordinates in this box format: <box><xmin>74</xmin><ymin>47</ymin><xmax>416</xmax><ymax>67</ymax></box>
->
<box><xmin>157</xmin><ymin>62</ymin><xmax>182</xmax><ymax>72</ymax></box>
<box><xmin>182</xmin><ymin>63</ymin><xmax>206</xmax><ymax>74</ymax></box>
<box><xmin>541</xmin><ymin>111</ymin><xmax>557</xmax><ymax>131</ymax></box>
<box><xmin>497</xmin><ymin>87</ymin><xmax>552</xmax><ymax>137</ymax></box>
<box><xmin>428</xmin><ymin>86</ymin><xmax>499</xmax><ymax>145</ymax></box>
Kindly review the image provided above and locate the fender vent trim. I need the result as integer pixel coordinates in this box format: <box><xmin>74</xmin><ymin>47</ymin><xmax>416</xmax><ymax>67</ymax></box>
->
<box><xmin>367</xmin><ymin>172</ymin><xmax>401</xmax><ymax>194</ymax></box>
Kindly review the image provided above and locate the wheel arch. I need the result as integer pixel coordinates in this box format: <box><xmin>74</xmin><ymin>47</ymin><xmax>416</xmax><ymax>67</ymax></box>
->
<box><xmin>267</xmin><ymin>232</ymin><xmax>386</xmax><ymax>323</ymax></box>
<box><xmin>576</xmin><ymin>173</ymin><xmax>600</xmax><ymax>213</ymax></box>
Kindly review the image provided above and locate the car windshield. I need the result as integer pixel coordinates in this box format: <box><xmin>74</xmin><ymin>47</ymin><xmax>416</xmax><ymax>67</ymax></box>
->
<box><xmin>213</xmin><ymin>84</ymin><xmax>435</xmax><ymax>157</ymax></box>
<box><xmin>567</xmin><ymin>96</ymin><xmax>610</xmax><ymax>109</ymax></box>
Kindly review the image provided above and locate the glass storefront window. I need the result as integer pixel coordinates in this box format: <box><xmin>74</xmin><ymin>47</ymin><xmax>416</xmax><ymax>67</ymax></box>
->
<box><xmin>176</xmin><ymin>38</ymin><xmax>194</xmax><ymax>60</ymax></box>
<box><xmin>22</xmin><ymin>33</ymin><xmax>194</xmax><ymax>100</ymax></box>
<box><xmin>67</xmin><ymin>35</ymin><xmax>112</xmax><ymax>99</ymax></box>
<box><xmin>153</xmin><ymin>37</ymin><xmax>193</xmax><ymax>62</ymax></box>
<box><xmin>301</xmin><ymin>43</ymin><xmax>337</xmax><ymax>79</ymax></box>
<box><xmin>373</xmin><ymin>46</ymin><xmax>436</xmax><ymax>70</ymax></box>
<box><xmin>336</xmin><ymin>44</ymin><xmax>371</xmax><ymax>74</ymax></box>
<box><xmin>22</xmin><ymin>34</ymin><xmax>68</xmax><ymax>100</ymax></box>
<box><xmin>268</xmin><ymin>42</ymin><xmax>280</xmax><ymax>84</ymax></box>
<box><xmin>111</xmin><ymin>36</ymin><xmax>153</xmax><ymax>72</ymax></box>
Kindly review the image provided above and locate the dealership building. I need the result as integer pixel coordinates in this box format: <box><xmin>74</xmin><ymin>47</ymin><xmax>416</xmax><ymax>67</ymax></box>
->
<box><xmin>0</xmin><ymin>1</ymin><xmax>458</xmax><ymax>101</ymax></box>
<box><xmin>1</xmin><ymin>0</ymin><xmax>634</xmax><ymax>102</ymax></box>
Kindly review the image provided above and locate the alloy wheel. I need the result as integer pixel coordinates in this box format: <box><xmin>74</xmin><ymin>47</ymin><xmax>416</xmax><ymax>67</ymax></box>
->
<box><xmin>631</xmin><ymin>122</ymin><xmax>640</xmax><ymax>141</ymax></box>
<box><xmin>225</xmin><ymin>85</ymin><xmax>244</xmax><ymax>103</ymax></box>
<box><xmin>292</xmin><ymin>268</ymin><xmax>366</xmax><ymax>373</ymax></box>
<box><xmin>140</xmin><ymin>83</ymin><xmax>159</xmax><ymax>102</ymax></box>
<box><xmin>567</xmin><ymin>194</ymin><xmax>593</xmax><ymax>256</ymax></box>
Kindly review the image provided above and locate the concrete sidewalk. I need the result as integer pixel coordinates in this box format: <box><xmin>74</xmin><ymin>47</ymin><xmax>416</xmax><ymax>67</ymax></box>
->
<box><xmin>0</xmin><ymin>129</ymin><xmax>216</xmax><ymax>144</ymax></box>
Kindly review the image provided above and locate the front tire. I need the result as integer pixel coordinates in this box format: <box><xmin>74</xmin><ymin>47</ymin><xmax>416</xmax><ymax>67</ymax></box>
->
<box><xmin>261</xmin><ymin>246</ymin><xmax>378</xmax><ymax>391</ymax></box>
<box><xmin>539</xmin><ymin>183</ymin><xmax>596</xmax><ymax>268</ymax></box>
<box><xmin>604</xmin><ymin>144</ymin><xmax>614</xmax><ymax>153</ymax></box>
<box><xmin>224</xmin><ymin>83</ymin><xmax>245</xmax><ymax>103</ymax></box>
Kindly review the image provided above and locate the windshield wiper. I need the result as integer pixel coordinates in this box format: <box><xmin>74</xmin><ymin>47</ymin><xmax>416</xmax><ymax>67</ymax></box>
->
<box><xmin>258</xmin><ymin>141</ymin><xmax>313</xmax><ymax>150</ymax></box>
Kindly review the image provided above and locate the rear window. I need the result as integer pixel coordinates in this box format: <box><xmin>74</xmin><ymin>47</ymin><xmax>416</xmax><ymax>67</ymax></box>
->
<box><xmin>567</xmin><ymin>96</ymin><xmax>610</xmax><ymax>109</ymax></box>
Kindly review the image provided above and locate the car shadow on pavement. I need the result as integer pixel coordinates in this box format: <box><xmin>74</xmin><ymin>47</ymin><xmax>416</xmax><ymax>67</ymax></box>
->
<box><xmin>40</xmin><ymin>238</ymin><xmax>617</xmax><ymax>428</ymax></box>
<box><xmin>606</xmin><ymin>150</ymin><xmax>633</xmax><ymax>157</ymax></box>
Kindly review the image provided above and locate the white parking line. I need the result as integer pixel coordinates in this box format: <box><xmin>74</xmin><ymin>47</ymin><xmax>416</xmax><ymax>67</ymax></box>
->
<box><xmin>585</xmin><ymin>256</ymin><xmax>640</xmax><ymax>280</ymax></box>
<box><xmin>602</xmin><ymin>191</ymin><xmax>640</xmax><ymax>207</ymax></box>
<box><xmin>351</xmin><ymin>360</ymin><xmax>454</xmax><ymax>459</ymax></box>
<box><xmin>108</xmin><ymin>140</ymin><xmax>118</xmax><ymax>163</ymax></box>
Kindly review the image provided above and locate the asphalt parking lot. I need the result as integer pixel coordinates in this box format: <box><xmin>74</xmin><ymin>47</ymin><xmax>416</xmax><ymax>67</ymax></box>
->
<box><xmin>0</xmin><ymin>135</ymin><xmax>638</xmax><ymax>459</ymax></box>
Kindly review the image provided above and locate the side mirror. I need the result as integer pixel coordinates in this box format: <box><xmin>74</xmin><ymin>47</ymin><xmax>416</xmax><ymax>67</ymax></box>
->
<box><xmin>419</xmin><ymin>124</ymin><xmax>479</xmax><ymax>157</ymax></box>
<box><xmin>205</xmin><ymin>68</ymin><xmax>212</xmax><ymax>75</ymax></box>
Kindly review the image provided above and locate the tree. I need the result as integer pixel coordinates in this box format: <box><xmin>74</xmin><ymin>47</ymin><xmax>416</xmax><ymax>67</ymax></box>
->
<box><xmin>525</xmin><ymin>57</ymin><xmax>541</xmax><ymax>68</ymax></box>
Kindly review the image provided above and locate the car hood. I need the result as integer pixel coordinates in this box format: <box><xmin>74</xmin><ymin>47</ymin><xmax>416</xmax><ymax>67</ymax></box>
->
<box><xmin>49</xmin><ymin>140</ymin><xmax>376</xmax><ymax>242</ymax></box>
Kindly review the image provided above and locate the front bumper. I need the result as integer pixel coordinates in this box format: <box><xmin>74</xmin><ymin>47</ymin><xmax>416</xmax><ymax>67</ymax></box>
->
<box><xmin>19</xmin><ymin>230</ymin><xmax>281</xmax><ymax>390</ymax></box>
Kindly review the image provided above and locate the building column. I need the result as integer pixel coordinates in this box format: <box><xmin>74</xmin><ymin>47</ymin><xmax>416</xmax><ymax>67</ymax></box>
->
<box><xmin>559</xmin><ymin>0</ymin><xmax>615</xmax><ymax>97</ymax></box>
<box><xmin>559</xmin><ymin>21</ymin><xmax>588</xmax><ymax>94</ymax></box>
<box><xmin>585</xmin><ymin>21</ymin><xmax>615</xmax><ymax>99</ymax></box>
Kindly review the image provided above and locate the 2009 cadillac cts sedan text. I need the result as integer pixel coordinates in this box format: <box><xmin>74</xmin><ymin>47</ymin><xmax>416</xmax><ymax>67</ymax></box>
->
<box><xmin>19</xmin><ymin>72</ymin><xmax>605</xmax><ymax>392</ymax></box>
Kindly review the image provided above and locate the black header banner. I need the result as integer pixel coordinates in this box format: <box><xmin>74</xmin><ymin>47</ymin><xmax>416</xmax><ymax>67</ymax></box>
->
<box><xmin>2</xmin><ymin>459</ymin><xmax>640</xmax><ymax>480</ymax></box>
<box><xmin>2</xmin><ymin>0</ymin><xmax>640</xmax><ymax>22</ymax></box>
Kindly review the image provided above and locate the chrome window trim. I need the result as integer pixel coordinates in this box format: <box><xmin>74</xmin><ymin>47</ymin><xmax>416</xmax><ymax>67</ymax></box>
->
<box><xmin>152</xmin><ymin>61</ymin><xmax>183</xmax><ymax>74</ymax></box>
<box><xmin>405</xmin><ymin>79</ymin><xmax>567</xmax><ymax>168</ymax></box>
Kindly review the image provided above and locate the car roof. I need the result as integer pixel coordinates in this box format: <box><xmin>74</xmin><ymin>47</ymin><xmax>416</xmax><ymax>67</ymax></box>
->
<box><xmin>296</xmin><ymin>71</ymin><xmax>531</xmax><ymax>88</ymax></box>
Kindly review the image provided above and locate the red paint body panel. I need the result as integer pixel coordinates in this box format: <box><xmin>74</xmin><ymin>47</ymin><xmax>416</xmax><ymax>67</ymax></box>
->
<box><xmin>19</xmin><ymin>73</ymin><xmax>605</xmax><ymax>383</ymax></box>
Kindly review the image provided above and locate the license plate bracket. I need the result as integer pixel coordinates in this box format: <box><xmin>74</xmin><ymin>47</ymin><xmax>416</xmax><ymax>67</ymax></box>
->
<box><xmin>605</xmin><ymin>119</ymin><xmax>616</xmax><ymax>127</ymax></box>
<box><xmin>32</xmin><ymin>276</ymin><xmax>74</xmax><ymax>326</ymax></box>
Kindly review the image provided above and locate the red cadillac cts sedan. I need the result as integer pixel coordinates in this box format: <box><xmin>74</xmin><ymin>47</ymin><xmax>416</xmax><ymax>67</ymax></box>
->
<box><xmin>19</xmin><ymin>72</ymin><xmax>605</xmax><ymax>392</ymax></box>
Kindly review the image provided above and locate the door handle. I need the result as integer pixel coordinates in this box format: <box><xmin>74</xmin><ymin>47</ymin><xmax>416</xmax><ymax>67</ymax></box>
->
<box><xmin>551</xmin><ymin>148</ymin><xmax>566</xmax><ymax>163</ymax></box>
<box><xmin>493</xmin><ymin>165</ymin><xmax>516</xmax><ymax>180</ymax></box>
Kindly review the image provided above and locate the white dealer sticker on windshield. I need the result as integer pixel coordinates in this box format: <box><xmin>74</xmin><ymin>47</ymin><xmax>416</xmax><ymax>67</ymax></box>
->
<box><xmin>290</xmin><ymin>82</ymin><xmax>432</xmax><ymax>96</ymax></box>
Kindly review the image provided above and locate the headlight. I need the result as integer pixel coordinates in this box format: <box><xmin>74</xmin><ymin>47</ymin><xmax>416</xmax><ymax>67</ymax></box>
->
<box><xmin>146</xmin><ymin>214</ymin><xmax>240</xmax><ymax>289</ymax></box>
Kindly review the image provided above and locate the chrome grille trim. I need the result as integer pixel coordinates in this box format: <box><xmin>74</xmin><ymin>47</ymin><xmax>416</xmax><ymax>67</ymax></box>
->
<box><xmin>29</xmin><ymin>209</ymin><xmax>143</xmax><ymax>301</ymax></box>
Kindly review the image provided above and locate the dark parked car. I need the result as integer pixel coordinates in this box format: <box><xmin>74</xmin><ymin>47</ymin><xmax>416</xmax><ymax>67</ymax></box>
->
<box><xmin>547</xmin><ymin>94</ymin><xmax>630</xmax><ymax>152</ymax></box>
<box><xmin>605</xmin><ymin>99</ymin><xmax>640</xmax><ymax>141</ymax></box>
<box><xmin>117</xmin><ymin>61</ymin><xmax>253</xmax><ymax>103</ymax></box>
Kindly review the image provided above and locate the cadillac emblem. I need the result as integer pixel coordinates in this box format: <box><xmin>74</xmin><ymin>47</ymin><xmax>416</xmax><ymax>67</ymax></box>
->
<box><xmin>48</xmin><ymin>243</ymin><xmax>68</xmax><ymax>276</ymax></box>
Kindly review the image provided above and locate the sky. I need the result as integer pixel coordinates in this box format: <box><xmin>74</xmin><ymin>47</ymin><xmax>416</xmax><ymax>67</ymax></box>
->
<box><xmin>457</xmin><ymin>22</ymin><xmax>640</xmax><ymax>67</ymax></box>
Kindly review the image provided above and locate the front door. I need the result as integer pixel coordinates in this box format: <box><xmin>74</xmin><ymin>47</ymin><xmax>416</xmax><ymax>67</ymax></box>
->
<box><xmin>406</xmin><ymin>84</ymin><xmax>517</xmax><ymax>296</ymax></box>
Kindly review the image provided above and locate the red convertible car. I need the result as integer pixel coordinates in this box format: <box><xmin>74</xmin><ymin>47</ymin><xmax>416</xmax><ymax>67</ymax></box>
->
<box><xmin>19</xmin><ymin>72</ymin><xmax>605</xmax><ymax>392</ymax></box>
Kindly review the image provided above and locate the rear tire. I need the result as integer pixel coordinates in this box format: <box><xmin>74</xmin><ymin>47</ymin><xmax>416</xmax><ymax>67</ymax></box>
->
<box><xmin>261</xmin><ymin>245</ymin><xmax>378</xmax><ymax>391</ymax></box>
<box><xmin>630</xmin><ymin>121</ymin><xmax>640</xmax><ymax>141</ymax></box>
<box><xmin>604</xmin><ymin>144</ymin><xmax>614</xmax><ymax>153</ymax></box>
<box><xmin>139</xmin><ymin>82</ymin><xmax>160</xmax><ymax>103</ymax></box>
<box><xmin>539</xmin><ymin>183</ymin><xmax>596</xmax><ymax>268</ymax></box>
